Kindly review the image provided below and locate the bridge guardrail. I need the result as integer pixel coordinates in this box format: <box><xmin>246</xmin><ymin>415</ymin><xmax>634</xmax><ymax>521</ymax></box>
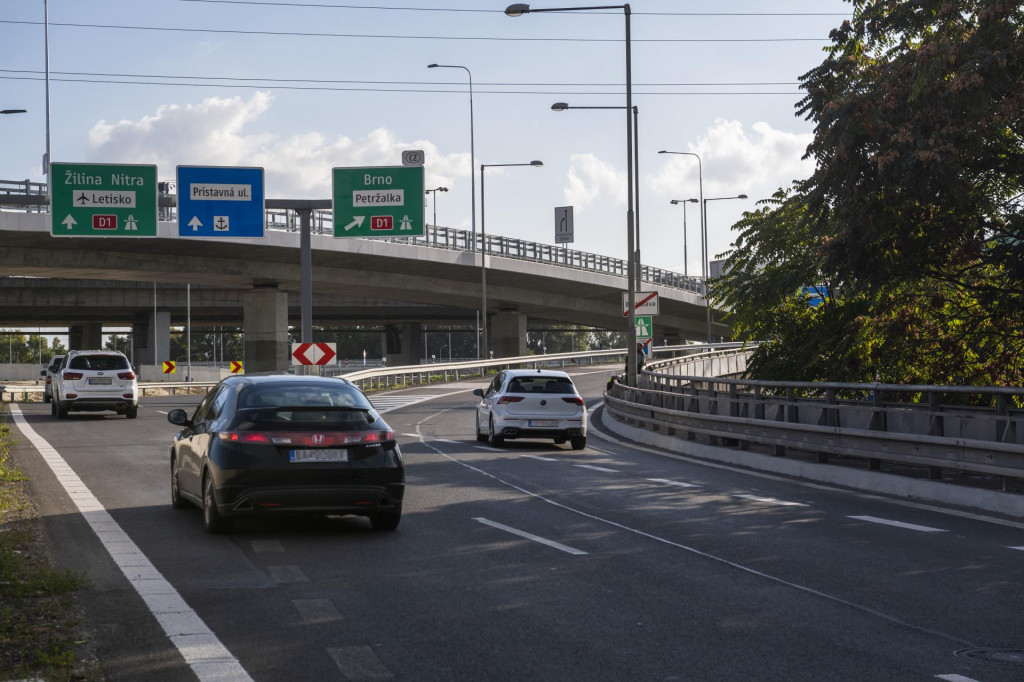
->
<box><xmin>605</xmin><ymin>348</ymin><xmax>1024</xmax><ymax>496</ymax></box>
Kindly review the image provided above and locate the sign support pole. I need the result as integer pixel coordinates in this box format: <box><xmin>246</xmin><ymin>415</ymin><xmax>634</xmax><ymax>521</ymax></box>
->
<box><xmin>299</xmin><ymin>208</ymin><xmax>313</xmax><ymax>375</ymax></box>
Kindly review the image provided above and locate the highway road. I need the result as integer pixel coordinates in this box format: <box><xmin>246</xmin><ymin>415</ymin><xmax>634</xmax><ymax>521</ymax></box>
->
<box><xmin>8</xmin><ymin>369</ymin><xmax>1024</xmax><ymax>681</ymax></box>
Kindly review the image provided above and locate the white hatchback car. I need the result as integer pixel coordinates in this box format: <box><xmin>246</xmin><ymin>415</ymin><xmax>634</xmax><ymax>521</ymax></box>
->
<box><xmin>473</xmin><ymin>369</ymin><xmax>587</xmax><ymax>449</ymax></box>
<box><xmin>53</xmin><ymin>350</ymin><xmax>139</xmax><ymax>419</ymax></box>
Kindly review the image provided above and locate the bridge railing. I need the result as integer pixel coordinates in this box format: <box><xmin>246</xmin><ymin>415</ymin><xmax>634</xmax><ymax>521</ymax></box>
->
<box><xmin>605</xmin><ymin>347</ymin><xmax>1024</xmax><ymax>496</ymax></box>
<box><xmin>1</xmin><ymin>183</ymin><xmax>702</xmax><ymax>294</ymax></box>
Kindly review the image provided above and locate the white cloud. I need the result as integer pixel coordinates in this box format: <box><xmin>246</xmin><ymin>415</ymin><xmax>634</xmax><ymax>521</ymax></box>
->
<box><xmin>650</xmin><ymin>119</ymin><xmax>815</xmax><ymax>201</ymax></box>
<box><xmin>85</xmin><ymin>92</ymin><xmax>470</xmax><ymax>199</ymax></box>
<box><xmin>563</xmin><ymin>153</ymin><xmax>627</xmax><ymax>209</ymax></box>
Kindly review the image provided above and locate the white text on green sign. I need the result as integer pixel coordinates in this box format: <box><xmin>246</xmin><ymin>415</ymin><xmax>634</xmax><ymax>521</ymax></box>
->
<box><xmin>332</xmin><ymin>166</ymin><xmax>424</xmax><ymax>238</ymax></box>
<box><xmin>50</xmin><ymin>163</ymin><xmax>157</xmax><ymax>238</ymax></box>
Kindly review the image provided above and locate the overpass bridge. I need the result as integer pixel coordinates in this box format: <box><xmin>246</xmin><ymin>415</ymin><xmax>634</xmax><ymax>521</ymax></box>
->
<box><xmin>0</xmin><ymin>204</ymin><xmax>728</xmax><ymax>370</ymax></box>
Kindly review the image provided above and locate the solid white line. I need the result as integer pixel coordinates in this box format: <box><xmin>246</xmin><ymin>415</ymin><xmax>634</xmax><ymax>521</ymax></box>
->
<box><xmin>848</xmin><ymin>516</ymin><xmax>948</xmax><ymax>533</ymax></box>
<box><xmin>1008</xmin><ymin>546</ymin><xmax>1024</xmax><ymax>552</ymax></box>
<box><xmin>935</xmin><ymin>675</ymin><xmax>980</xmax><ymax>682</ymax></box>
<box><xmin>8</xmin><ymin>405</ymin><xmax>253</xmax><ymax>682</ymax></box>
<box><xmin>474</xmin><ymin>446</ymin><xmax>504</xmax><ymax>452</ymax></box>
<box><xmin>648</xmin><ymin>478</ymin><xmax>701</xmax><ymax>489</ymax></box>
<box><xmin>474</xmin><ymin>517</ymin><xmax>587</xmax><ymax>556</ymax></box>
<box><xmin>734</xmin><ymin>494</ymin><xmax>808</xmax><ymax>507</ymax></box>
<box><xmin>522</xmin><ymin>454</ymin><xmax>558</xmax><ymax>462</ymax></box>
<box><xmin>574</xmin><ymin>464</ymin><xmax>619</xmax><ymax>473</ymax></box>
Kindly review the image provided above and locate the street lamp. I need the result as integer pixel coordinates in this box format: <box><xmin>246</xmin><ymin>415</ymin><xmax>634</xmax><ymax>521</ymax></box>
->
<box><xmin>427</xmin><ymin>63</ymin><xmax>476</xmax><ymax>252</ymax></box>
<box><xmin>669</xmin><ymin>198</ymin><xmax>699</xmax><ymax>278</ymax></box>
<box><xmin>508</xmin><ymin>3</ymin><xmax>639</xmax><ymax>386</ymax></box>
<box><xmin>424</xmin><ymin>186</ymin><xmax>448</xmax><ymax>229</ymax></box>
<box><xmin>553</xmin><ymin>101</ymin><xmax>641</xmax><ymax>292</ymax></box>
<box><xmin>702</xmin><ymin>194</ymin><xmax>748</xmax><ymax>342</ymax></box>
<box><xmin>480</xmin><ymin>160</ymin><xmax>543</xmax><ymax>360</ymax></box>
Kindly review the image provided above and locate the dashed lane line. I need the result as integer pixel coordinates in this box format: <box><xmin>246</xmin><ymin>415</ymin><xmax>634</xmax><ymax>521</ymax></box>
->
<box><xmin>474</xmin><ymin>517</ymin><xmax>588</xmax><ymax>556</ymax></box>
<box><xmin>848</xmin><ymin>516</ymin><xmax>948</xmax><ymax>533</ymax></box>
<box><xmin>734</xmin><ymin>494</ymin><xmax>808</xmax><ymax>507</ymax></box>
<box><xmin>9</xmin><ymin>404</ymin><xmax>253</xmax><ymax>682</ymax></box>
<box><xmin>574</xmin><ymin>464</ymin><xmax>619</xmax><ymax>473</ymax></box>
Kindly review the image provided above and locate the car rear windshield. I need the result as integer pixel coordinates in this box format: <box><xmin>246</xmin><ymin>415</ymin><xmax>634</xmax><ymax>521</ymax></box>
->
<box><xmin>506</xmin><ymin>376</ymin><xmax>576</xmax><ymax>394</ymax></box>
<box><xmin>68</xmin><ymin>355</ymin><xmax>129</xmax><ymax>371</ymax></box>
<box><xmin>238</xmin><ymin>384</ymin><xmax>373</xmax><ymax>410</ymax></box>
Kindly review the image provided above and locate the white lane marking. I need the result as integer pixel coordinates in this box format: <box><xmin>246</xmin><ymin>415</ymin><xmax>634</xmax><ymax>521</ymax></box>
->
<box><xmin>267</xmin><ymin>565</ymin><xmax>308</xmax><ymax>584</ymax></box>
<box><xmin>370</xmin><ymin>393</ymin><xmax>455</xmax><ymax>414</ymax></box>
<box><xmin>434</xmin><ymin>439</ymin><xmax>461</xmax><ymax>444</ymax></box>
<box><xmin>400</xmin><ymin>433</ymin><xmax>421</xmax><ymax>439</ymax></box>
<box><xmin>648</xmin><ymin>478</ymin><xmax>701</xmax><ymax>489</ymax></box>
<box><xmin>734</xmin><ymin>494</ymin><xmax>808</xmax><ymax>507</ymax></box>
<box><xmin>327</xmin><ymin>645</ymin><xmax>394</xmax><ymax>680</ymax></box>
<box><xmin>411</xmin><ymin>405</ymin><xmax>975</xmax><ymax>649</ymax></box>
<box><xmin>574</xmin><ymin>464</ymin><xmax>619</xmax><ymax>473</ymax></box>
<box><xmin>8</xmin><ymin>405</ymin><xmax>253</xmax><ymax>681</ymax></box>
<box><xmin>522</xmin><ymin>455</ymin><xmax>558</xmax><ymax>462</ymax></box>
<box><xmin>250</xmin><ymin>540</ymin><xmax>284</xmax><ymax>553</ymax></box>
<box><xmin>589</xmin><ymin>406</ymin><xmax>1024</xmax><ymax>531</ymax></box>
<box><xmin>1008</xmin><ymin>546</ymin><xmax>1024</xmax><ymax>552</ymax></box>
<box><xmin>848</xmin><ymin>516</ymin><xmax>948</xmax><ymax>533</ymax></box>
<box><xmin>474</xmin><ymin>517</ymin><xmax>588</xmax><ymax>556</ymax></box>
<box><xmin>293</xmin><ymin>599</ymin><xmax>342</xmax><ymax>624</ymax></box>
<box><xmin>936</xmin><ymin>675</ymin><xmax>980</xmax><ymax>682</ymax></box>
<box><xmin>474</xmin><ymin>446</ymin><xmax>504</xmax><ymax>452</ymax></box>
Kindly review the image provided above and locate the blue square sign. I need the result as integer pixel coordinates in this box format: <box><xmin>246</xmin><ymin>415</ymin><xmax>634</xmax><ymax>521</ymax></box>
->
<box><xmin>176</xmin><ymin>165</ymin><xmax>265</xmax><ymax>238</ymax></box>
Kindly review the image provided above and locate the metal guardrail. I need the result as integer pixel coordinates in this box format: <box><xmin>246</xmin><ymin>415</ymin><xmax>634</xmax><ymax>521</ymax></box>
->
<box><xmin>605</xmin><ymin>348</ymin><xmax>1024</xmax><ymax>491</ymax></box>
<box><xmin>0</xmin><ymin>182</ymin><xmax>703</xmax><ymax>294</ymax></box>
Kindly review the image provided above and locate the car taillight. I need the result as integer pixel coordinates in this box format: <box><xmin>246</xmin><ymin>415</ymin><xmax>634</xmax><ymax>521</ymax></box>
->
<box><xmin>46</xmin><ymin>376</ymin><xmax>52</xmax><ymax>385</ymax></box>
<box><xmin>63</xmin><ymin>371</ymin><xmax>83</xmax><ymax>380</ymax></box>
<box><xmin>219</xmin><ymin>432</ymin><xmax>272</xmax><ymax>444</ymax></box>
<box><xmin>497</xmin><ymin>396</ymin><xmax>524</xmax><ymax>404</ymax></box>
<box><xmin>118</xmin><ymin>371</ymin><xmax>136</xmax><ymax>380</ymax></box>
<box><xmin>562</xmin><ymin>397</ymin><xmax>584</xmax><ymax>405</ymax></box>
<box><xmin>218</xmin><ymin>431</ymin><xmax>393</xmax><ymax>446</ymax></box>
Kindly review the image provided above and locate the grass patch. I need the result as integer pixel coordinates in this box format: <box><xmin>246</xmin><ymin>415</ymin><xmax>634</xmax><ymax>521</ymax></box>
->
<box><xmin>0</xmin><ymin>413</ymin><xmax>98</xmax><ymax>681</ymax></box>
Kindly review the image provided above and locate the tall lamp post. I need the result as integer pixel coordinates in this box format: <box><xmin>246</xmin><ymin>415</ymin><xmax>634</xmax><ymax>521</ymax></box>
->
<box><xmin>480</xmin><ymin>160</ymin><xmax>543</xmax><ymax>360</ymax></box>
<box><xmin>507</xmin><ymin>3</ymin><xmax>639</xmax><ymax>386</ymax></box>
<box><xmin>552</xmin><ymin>101</ymin><xmax>641</xmax><ymax>292</ymax></box>
<box><xmin>427</xmin><ymin>64</ymin><xmax>476</xmax><ymax>252</ymax></box>
<box><xmin>669</xmin><ymin>198</ymin><xmax>699</xmax><ymax>278</ymax></box>
<box><xmin>702</xmin><ymin>194</ymin><xmax>748</xmax><ymax>342</ymax></box>
<box><xmin>425</xmin><ymin>186</ymin><xmax>448</xmax><ymax>228</ymax></box>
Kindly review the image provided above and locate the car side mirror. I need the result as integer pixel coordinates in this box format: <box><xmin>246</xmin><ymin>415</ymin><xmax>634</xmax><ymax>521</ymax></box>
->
<box><xmin>472</xmin><ymin>389</ymin><xmax>484</xmax><ymax>397</ymax></box>
<box><xmin>40</xmin><ymin>370</ymin><xmax>47</xmax><ymax>377</ymax></box>
<box><xmin>167</xmin><ymin>409</ymin><xmax>191</xmax><ymax>427</ymax></box>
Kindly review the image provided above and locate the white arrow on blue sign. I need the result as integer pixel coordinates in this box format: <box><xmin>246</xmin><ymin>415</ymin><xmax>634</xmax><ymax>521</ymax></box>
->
<box><xmin>176</xmin><ymin>165</ymin><xmax>265</xmax><ymax>238</ymax></box>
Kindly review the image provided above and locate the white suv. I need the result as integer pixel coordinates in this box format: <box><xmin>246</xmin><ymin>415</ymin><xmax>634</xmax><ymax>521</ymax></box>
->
<box><xmin>53</xmin><ymin>350</ymin><xmax>139</xmax><ymax>419</ymax></box>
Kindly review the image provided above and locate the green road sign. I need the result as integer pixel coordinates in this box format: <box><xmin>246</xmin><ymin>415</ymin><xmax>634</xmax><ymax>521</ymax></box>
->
<box><xmin>332</xmin><ymin>165</ymin><xmax>424</xmax><ymax>238</ymax></box>
<box><xmin>635</xmin><ymin>315</ymin><xmax>653</xmax><ymax>340</ymax></box>
<box><xmin>50</xmin><ymin>162</ymin><xmax>158</xmax><ymax>237</ymax></box>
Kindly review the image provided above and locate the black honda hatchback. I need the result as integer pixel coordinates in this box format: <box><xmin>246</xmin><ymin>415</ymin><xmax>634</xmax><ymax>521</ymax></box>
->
<box><xmin>167</xmin><ymin>374</ymin><xmax>404</xmax><ymax>533</ymax></box>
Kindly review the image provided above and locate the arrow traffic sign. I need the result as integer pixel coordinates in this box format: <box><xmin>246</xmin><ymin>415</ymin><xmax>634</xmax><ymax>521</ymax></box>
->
<box><xmin>291</xmin><ymin>342</ymin><xmax>338</xmax><ymax>366</ymax></box>
<box><xmin>230</xmin><ymin>361</ymin><xmax>243</xmax><ymax>374</ymax></box>
<box><xmin>176</xmin><ymin>165</ymin><xmax>265</xmax><ymax>238</ymax></box>
<box><xmin>162</xmin><ymin>361</ymin><xmax>176</xmax><ymax>374</ymax></box>
<box><xmin>332</xmin><ymin>166</ymin><xmax>424</xmax><ymax>238</ymax></box>
<box><xmin>50</xmin><ymin>162</ymin><xmax>158</xmax><ymax>237</ymax></box>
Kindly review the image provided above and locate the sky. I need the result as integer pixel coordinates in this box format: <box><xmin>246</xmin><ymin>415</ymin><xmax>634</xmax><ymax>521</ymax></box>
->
<box><xmin>1</xmin><ymin>0</ymin><xmax>852</xmax><ymax>278</ymax></box>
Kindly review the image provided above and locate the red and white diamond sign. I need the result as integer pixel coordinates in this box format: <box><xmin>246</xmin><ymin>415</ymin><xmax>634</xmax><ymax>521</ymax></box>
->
<box><xmin>291</xmin><ymin>342</ymin><xmax>338</xmax><ymax>366</ymax></box>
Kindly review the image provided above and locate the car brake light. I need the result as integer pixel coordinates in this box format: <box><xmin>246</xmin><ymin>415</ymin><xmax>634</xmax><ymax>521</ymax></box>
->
<box><xmin>118</xmin><ymin>371</ymin><xmax>136</xmax><ymax>380</ymax></box>
<box><xmin>562</xmin><ymin>397</ymin><xmax>584</xmax><ymax>405</ymax></box>
<box><xmin>219</xmin><ymin>432</ymin><xmax>272</xmax><ymax>444</ymax></box>
<box><xmin>46</xmin><ymin>376</ymin><xmax>52</xmax><ymax>385</ymax></box>
<box><xmin>498</xmin><ymin>396</ymin><xmax>524</xmax><ymax>404</ymax></box>
<box><xmin>63</xmin><ymin>371</ymin><xmax>83</xmax><ymax>380</ymax></box>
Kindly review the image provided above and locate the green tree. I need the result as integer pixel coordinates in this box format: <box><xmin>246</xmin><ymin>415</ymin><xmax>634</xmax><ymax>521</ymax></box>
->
<box><xmin>715</xmin><ymin>0</ymin><xmax>1024</xmax><ymax>386</ymax></box>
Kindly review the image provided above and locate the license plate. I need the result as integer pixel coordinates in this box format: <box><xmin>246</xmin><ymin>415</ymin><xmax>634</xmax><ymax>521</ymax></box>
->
<box><xmin>289</xmin><ymin>449</ymin><xmax>348</xmax><ymax>463</ymax></box>
<box><xmin>529</xmin><ymin>419</ymin><xmax>558</xmax><ymax>428</ymax></box>
<box><xmin>88</xmin><ymin>378</ymin><xmax>112</xmax><ymax>385</ymax></box>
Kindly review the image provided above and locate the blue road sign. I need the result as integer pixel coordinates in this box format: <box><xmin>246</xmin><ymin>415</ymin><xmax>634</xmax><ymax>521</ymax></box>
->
<box><xmin>176</xmin><ymin>165</ymin><xmax>265</xmax><ymax>238</ymax></box>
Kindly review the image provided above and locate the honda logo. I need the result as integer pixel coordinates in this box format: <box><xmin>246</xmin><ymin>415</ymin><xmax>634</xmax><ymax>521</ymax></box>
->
<box><xmin>312</xmin><ymin>434</ymin><xmax>325</xmax><ymax>445</ymax></box>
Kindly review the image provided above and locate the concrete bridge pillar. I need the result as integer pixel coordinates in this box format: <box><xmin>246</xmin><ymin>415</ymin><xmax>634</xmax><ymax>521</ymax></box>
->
<box><xmin>243</xmin><ymin>287</ymin><xmax>289</xmax><ymax>373</ymax></box>
<box><xmin>68</xmin><ymin>323</ymin><xmax>103</xmax><ymax>351</ymax></box>
<box><xmin>490</xmin><ymin>310</ymin><xmax>527</xmax><ymax>358</ymax></box>
<box><xmin>384</xmin><ymin>323</ymin><xmax>423</xmax><ymax>366</ymax></box>
<box><xmin>131</xmin><ymin>310</ymin><xmax>171</xmax><ymax>369</ymax></box>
